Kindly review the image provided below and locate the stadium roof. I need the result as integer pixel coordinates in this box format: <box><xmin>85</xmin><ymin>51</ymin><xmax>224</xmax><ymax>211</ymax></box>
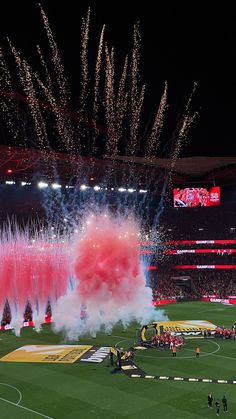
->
<box><xmin>107</xmin><ymin>156</ymin><xmax>236</xmax><ymax>177</ymax></box>
<box><xmin>1</xmin><ymin>145</ymin><xmax>236</xmax><ymax>185</ymax></box>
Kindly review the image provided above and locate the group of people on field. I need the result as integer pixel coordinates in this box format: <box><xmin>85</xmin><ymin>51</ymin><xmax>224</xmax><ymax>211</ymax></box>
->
<box><xmin>208</xmin><ymin>394</ymin><xmax>228</xmax><ymax>415</ymax></box>
<box><xmin>151</xmin><ymin>331</ymin><xmax>184</xmax><ymax>350</ymax></box>
<box><xmin>171</xmin><ymin>345</ymin><xmax>200</xmax><ymax>357</ymax></box>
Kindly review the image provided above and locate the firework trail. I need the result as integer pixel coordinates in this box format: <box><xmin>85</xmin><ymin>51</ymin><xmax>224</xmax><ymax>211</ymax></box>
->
<box><xmin>128</xmin><ymin>23</ymin><xmax>146</xmax><ymax>155</ymax></box>
<box><xmin>145</xmin><ymin>81</ymin><xmax>168</xmax><ymax>158</ymax></box>
<box><xmin>79</xmin><ymin>7</ymin><xmax>90</xmax><ymax>113</ymax></box>
<box><xmin>93</xmin><ymin>25</ymin><xmax>105</xmax><ymax>123</ymax></box>
<box><xmin>39</xmin><ymin>4</ymin><xmax>70</xmax><ymax>109</ymax></box>
<box><xmin>170</xmin><ymin>82</ymin><xmax>198</xmax><ymax>172</ymax></box>
<box><xmin>0</xmin><ymin>6</ymin><xmax>200</xmax><ymax>339</ymax></box>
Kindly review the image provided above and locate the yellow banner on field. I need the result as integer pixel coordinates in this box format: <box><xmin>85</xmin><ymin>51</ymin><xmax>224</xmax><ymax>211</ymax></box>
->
<box><xmin>0</xmin><ymin>345</ymin><xmax>92</xmax><ymax>363</ymax></box>
<box><xmin>153</xmin><ymin>320</ymin><xmax>217</xmax><ymax>333</ymax></box>
<box><xmin>110</xmin><ymin>347</ymin><xmax>118</xmax><ymax>356</ymax></box>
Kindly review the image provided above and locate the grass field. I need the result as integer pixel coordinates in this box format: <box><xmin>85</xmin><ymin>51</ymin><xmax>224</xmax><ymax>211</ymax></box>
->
<box><xmin>0</xmin><ymin>301</ymin><xmax>236</xmax><ymax>418</ymax></box>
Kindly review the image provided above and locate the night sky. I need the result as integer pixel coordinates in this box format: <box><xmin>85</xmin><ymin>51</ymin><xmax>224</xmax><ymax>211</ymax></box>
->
<box><xmin>0</xmin><ymin>1</ymin><xmax>236</xmax><ymax>157</ymax></box>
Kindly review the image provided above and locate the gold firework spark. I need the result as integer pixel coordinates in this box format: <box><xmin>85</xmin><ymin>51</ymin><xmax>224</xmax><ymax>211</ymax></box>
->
<box><xmin>145</xmin><ymin>81</ymin><xmax>168</xmax><ymax>158</ymax></box>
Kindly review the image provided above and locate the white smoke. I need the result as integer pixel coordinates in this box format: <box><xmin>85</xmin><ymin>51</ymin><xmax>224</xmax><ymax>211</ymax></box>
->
<box><xmin>52</xmin><ymin>274</ymin><xmax>167</xmax><ymax>340</ymax></box>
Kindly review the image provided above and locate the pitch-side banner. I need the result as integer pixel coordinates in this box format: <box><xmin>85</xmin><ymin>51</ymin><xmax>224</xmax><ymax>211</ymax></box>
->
<box><xmin>0</xmin><ymin>345</ymin><xmax>92</xmax><ymax>363</ymax></box>
<box><xmin>153</xmin><ymin>320</ymin><xmax>217</xmax><ymax>335</ymax></box>
<box><xmin>152</xmin><ymin>299</ymin><xmax>176</xmax><ymax>306</ymax></box>
<box><xmin>165</xmin><ymin>249</ymin><xmax>236</xmax><ymax>254</ymax></box>
<box><xmin>174</xmin><ymin>265</ymin><xmax>236</xmax><ymax>269</ymax></box>
<box><xmin>167</xmin><ymin>240</ymin><xmax>236</xmax><ymax>245</ymax></box>
<box><xmin>201</xmin><ymin>297</ymin><xmax>236</xmax><ymax>305</ymax></box>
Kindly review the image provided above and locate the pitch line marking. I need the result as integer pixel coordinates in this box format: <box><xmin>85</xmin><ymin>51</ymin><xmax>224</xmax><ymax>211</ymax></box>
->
<box><xmin>113</xmin><ymin>334</ymin><xmax>236</xmax><ymax>362</ymax></box>
<box><xmin>0</xmin><ymin>383</ymin><xmax>54</xmax><ymax>418</ymax></box>
<box><xmin>135</xmin><ymin>340</ymin><xmax>220</xmax><ymax>360</ymax></box>
<box><xmin>135</xmin><ymin>353</ymin><xmax>198</xmax><ymax>360</ymax></box>
<box><xmin>101</xmin><ymin>332</ymin><xmax>135</xmax><ymax>341</ymax></box>
<box><xmin>207</xmin><ymin>352</ymin><xmax>236</xmax><ymax>362</ymax></box>
<box><xmin>184</xmin><ymin>341</ymin><xmax>236</xmax><ymax>360</ymax></box>
<box><xmin>182</xmin><ymin>340</ymin><xmax>220</xmax><ymax>357</ymax></box>
<box><xmin>115</xmin><ymin>338</ymin><xmax>134</xmax><ymax>348</ymax></box>
<box><xmin>0</xmin><ymin>397</ymin><xmax>54</xmax><ymax>418</ymax></box>
<box><xmin>0</xmin><ymin>382</ymin><xmax>22</xmax><ymax>405</ymax></box>
<box><xmin>102</xmin><ymin>333</ymin><xmax>131</xmax><ymax>339</ymax></box>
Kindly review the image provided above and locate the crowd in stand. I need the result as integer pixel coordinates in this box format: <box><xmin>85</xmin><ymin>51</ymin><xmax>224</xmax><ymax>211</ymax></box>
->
<box><xmin>160</xmin><ymin>206</ymin><xmax>236</xmax><ymax>241</ymax></box>
<box><xmin>1</xmin><ymin>300</ymin><xmax>52</xmax><ymax>326</ymax></box>
<box><xmin>193</xmin><ymin>274</ymin><xmax>235</xmax><ymax>297</ymax></box>
<box><xmin>1</xmin><ymin>300</ymin><xmax>11</xmax><ymax>326</ymax></box>
<box><xmin>152</xmin><ymin>278</ymin><xmax>192</xmax><ymax>300</ymax></box>
<box><xmin>152</xmin><ymin>278</ymin><xmax>196</xmax><ymax>301</ymax></box>
<box><xmin>152</xmin><ymin>274</ymin><xmax>236</xmax><ymax>302</ymax></box>
<box><xmin>24</xmin><ymin>302</ymin><xmax>33</xmax><ymax>322</ymax></box>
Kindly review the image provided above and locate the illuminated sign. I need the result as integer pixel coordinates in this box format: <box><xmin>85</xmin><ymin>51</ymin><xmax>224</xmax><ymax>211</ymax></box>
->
<box><xmin>173</xmin><ymin>187</ymin><xmax>220</xmax><ymax>207</ymax></box>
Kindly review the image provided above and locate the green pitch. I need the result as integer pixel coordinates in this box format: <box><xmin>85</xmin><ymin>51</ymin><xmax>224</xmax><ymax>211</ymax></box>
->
<box><xmin>0</xmin><ymin>301</ymin><xmax>236</xmax><ymax>418</ymax></box>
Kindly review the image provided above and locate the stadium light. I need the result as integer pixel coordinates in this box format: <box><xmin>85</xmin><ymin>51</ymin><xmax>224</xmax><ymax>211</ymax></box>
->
<box><xmin>5</xmin><ymin>180</ymin><xmax>15</xmax><ymax>185</ymax></box>
<box><xmin>80</xmin><ymin>184</ymin><xmax>89</xmax><ymax>190</ymax></box>
<box><xmin>21</xmin><ymin>181</ymin><xmax>31</xmax><ymax>186</ymax></box>
<box><xmin>118</xmin><ymin>187</ymin><xmax>126</xmax><ymax>192</ymax></box>
<box><xmin>38</xmin><ymin>181</ymin><xmax>48</xmax><ymax>189</ymax></box>
<box><xmin>94</xmin><ymin>185</ymin><xmax>101</xmax><ymax>191</ymax></box>
<box><xmin>51</xmin><ymin>183</ymin><xmax>62</xmax><ymax>189</ymax></box>
<box><xmin>128</xmin><ymin>188</ymin><xmax>136</xmax><ymax>193</ymax></box>
<box><xmin>139</xmin><ymin>189</ymin><xmax>147</xmax><ymax>193</ymax></box>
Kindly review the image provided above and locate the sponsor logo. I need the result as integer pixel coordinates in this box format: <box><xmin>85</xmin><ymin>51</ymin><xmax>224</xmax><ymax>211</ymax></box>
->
<box><xmin>168</xmin><ymin>331</ymin><xmax>202</xmax><ymax>336</ymax></box>
<box><xmin>210</xmin><ymin>298</ymin><xmax>229</xmax><ymax>304</ymax></box>
<box><xmin>196</xmin><ymin>265</ymin><xmax>215</xmax><ymax>269</ymax></box>
<box><xmin>196</xmin><ymin>240</ymin><xmax>215</xmax><ymax>244</ymax></box>
<box><xmin>3</xmin><ymin>324</ymin><xmax>13</xmax><ymax>330</ymax></box>
<box><xmin>164</xmin><ymin>327</ymin><xmax>201</xmax><ymax>332</ymax></box>
<box><xmin>177</xmin><ymin>249</ymin><xmax>195</xmax><ymax>254</ymax></box>
<box><xmin>154</xmin><ymin>320</ymin><xmax>217</xmax><ymax>335</ymax></box>
<box><xmin>80</xmin><ymin>346</ymin><xmax>110</xmax><ymax>363</ymax></box>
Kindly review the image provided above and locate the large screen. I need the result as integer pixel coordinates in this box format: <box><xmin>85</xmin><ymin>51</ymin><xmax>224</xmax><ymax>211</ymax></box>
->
<box><xmin>173</xmin><ymin>187</ymin><xmax>220</xmax><ymax>207</ymax></box>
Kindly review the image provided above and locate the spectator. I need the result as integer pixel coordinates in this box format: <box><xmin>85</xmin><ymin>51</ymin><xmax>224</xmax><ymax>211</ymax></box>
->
<box><xmin>208</xmin><ymin>393</ymin><xmax>213</xmax><ymax>409</ymax></box>
<box><xmin>216</xmin><ymin>400</ymin><xmax>220</xmax><ymax>417</ymax></box>
<box><xmin>222</xmin><ymin>395</ymin><xmax>228</xmax><ymax>413</ymax></box>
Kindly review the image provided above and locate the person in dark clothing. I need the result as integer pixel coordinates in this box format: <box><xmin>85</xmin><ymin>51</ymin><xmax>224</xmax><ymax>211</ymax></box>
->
<box><xmin>109</xmin><ymin>350</ymin><xmax>114</xmax><ymax>366</ymax></box>
<box><xmin>222</xmin><ymin>395</ymin><xmax>228</xmax><ymax>412</ymax></box>
<box><xmin>216</xmin><ymin>399</ymin><xmax>220</xmax><ymax>416</ymax></box>
<box><xmin>208</xmin><ymin>393</ymin><xmax>213</xmax><ymax>408</ymax></box>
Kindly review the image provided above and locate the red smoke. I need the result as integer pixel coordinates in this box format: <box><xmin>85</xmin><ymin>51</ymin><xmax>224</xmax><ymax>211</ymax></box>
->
<box><xmin>0</xmin><ymin>215</ymin><xmax>147</xmax><ymax>331</ymax></box>
<box><xmin>0</xmin><ymin>239</ymin><xmax>69</xmax><ymax>314</ymax></box>
<box><xmin>74</xmin><ymin>215</ymin><xmax>143</xmax><ymax>302</ymax></box>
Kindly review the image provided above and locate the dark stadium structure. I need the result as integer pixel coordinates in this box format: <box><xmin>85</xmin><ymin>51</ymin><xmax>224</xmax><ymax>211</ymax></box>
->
<box><xmin>1</xmin><ymin>144</ymin><xmax>236</xmax><ymax>215</ymax></box>
<box><xmin>1</xmin><ymin>145</ymin><xmax>236</xmax><ymax>301</ymax></box>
